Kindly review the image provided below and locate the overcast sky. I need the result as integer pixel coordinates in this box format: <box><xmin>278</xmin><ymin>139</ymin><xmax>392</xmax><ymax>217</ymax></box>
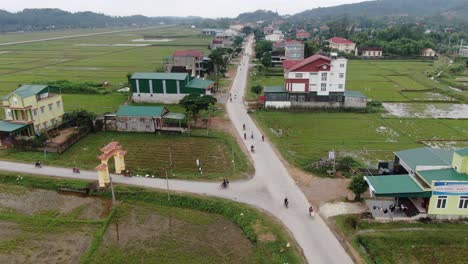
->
<box><xmin>1</xmin><ymin>0</ymin><xmax>369</xmax><ymax>18</ymax></box>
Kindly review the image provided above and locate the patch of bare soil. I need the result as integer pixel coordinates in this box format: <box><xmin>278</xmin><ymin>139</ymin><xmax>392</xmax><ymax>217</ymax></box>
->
<box><xmin>0</xmin><ymin>221</ymin><xmax>20</xmax><ymax>241</ymax></box>
<box><xmin>0</xmin><ymin>229</ymin><xmax>93</xmax><ymax>264</ymax></box>
<box><xmin>253</xmin><ymin>221</ymin><xmax>277</xmax><ymax>242</ymax></box>
<box><xmin>0</xmin><ymin>184</ymin><xmax>110</xmax><ymax>220</ymax></box>
<box><xmin>48</xmin><ymin>127</ymin><xmax>79</xmax><ymax>145</ymax></box>
<box><xmin>100</xmin><ymin>203</ymin><xmax>253</xmax><ymax>263</ymax></box>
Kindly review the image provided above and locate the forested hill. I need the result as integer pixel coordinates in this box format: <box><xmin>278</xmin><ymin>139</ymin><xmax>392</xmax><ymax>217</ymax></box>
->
<box><xmin>236</xmin><ymin>10</ymin><xmax>280</xmax><ymax>23</ymax></box>
<box><xmin>0</xmin><ymin>9</ymin><xmax>196</xmax><ymax>33</ymax></box>
<box><xmin>291</xmin><ymin>0</ymin><xmax>468</xmax><ymax>21</ymax></box>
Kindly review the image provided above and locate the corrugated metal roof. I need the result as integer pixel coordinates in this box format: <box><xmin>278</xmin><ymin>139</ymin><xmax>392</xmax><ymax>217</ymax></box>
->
<box><xmin>163</xmin><ymin>112</ymin><xmax>186</xmax><ymax>120</ymax></box>
<box><xmin>116</xmin><ymin>106</ymin><xmax>166</xmax><ymax>117</ymax></box>
<box><xmin>186</xmin><ymin>78</ymin><xmax>214</xmax><ymax>89</ymax></box>
<box><xmin>3</xmin><ymin>84</ymin><xmax>48</xmax><ymax>99</ymax></box>
<box><xmin>365</xmin><ymin>174</ymin><xmax>428</xmax><ymax>195</ymax></box>
<box><xmin>395</xmin><ymin>147</ymin><xmax>453</xmax><ymax>171</ymax></box>
<box><xmin>455</xmin><ymin>148</ymin><xmax>468</xmax><ymax>156</ymax></box>
<box><xmin>0</xmin><ymin>121</ymin><xmax>29</xmax><ymax>132</ymax></box>
<box><xmin>131</xmin><ymin>72</ymin><xmax>188</xmax><ymax>80</ymax></box>
<box><xmin>418</xmin><ymin>169</ymin><xmax>468</xmax><ymax>184</ymax></box>
<box><xmin>345</xmin><ymin>90</ymin><xmax>367</xmax><ymax>99</ymax></box>
<box><xmin>264</xmin><ymin>86</ymin><xmax>287</xmax><ymax>93</ymax></box>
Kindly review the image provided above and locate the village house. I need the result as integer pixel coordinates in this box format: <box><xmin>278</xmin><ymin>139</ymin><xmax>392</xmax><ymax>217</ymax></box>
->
<box><xmin>0</xmin><ymin>85</ymin><xmax>64</xmax><ymax>138</ymax></box>
<box><xmin>328</xmin><ymin>37</ymin><xmax>356</xmax><ymax>54</ymax></box>
<box><xmin>358</xmin><ymin>47</ymin><xmax>383</xmax><ymax>57</ymax></box>
<box><xmin>295</xmin><ymin>29</ymin><xmax>310</xmax><ymax>39</ymax></box>
<box><xmin>263</xmin><ymin>54</ymin><xmax>367</xmax><ymax>108</ymax></box>
<box><xmin>163</xmin><ymin>50</ymin><xmax>208</xmax><ymax>75</ymax></box>
<box><xmin>459</xmin><ymin>46</ymin><xmax>468</xmax><ymax>57</ymax></box>
<box><xmin>271</xmin><ymin>40</ymin><xmax>305</xmax><ymax>66</ymax></box>
<box><xmin>421</xmin><ymin>48</ymin><xmax>436</xmax><ymax>57</ymax></box>
<box><xmin>103</xmin><ymin>105</ymin><xmax>186</xmax><ymax>133</ymax></box>
<box><xmin>263</xmin><ymin>26</ymin><xmax>277</xmax><ymax>35</ymax></box>
<box><xmin>130</xmin><ymin>72</ymin><xmax>215</xmax><ymax>103</ymax></box>
<box><xmin>201</xmin><ymin>28</ymin><xmax>225</xmax><ymax>36</ymax></box>
<box><xmin>365</xmin><ymin>147</ymin><xmax>468</xmax><ymax>220</ymax></box>
<box><xmin>265</xmin><ymin>30</ymin><xmax>284</xmax><ymax>42</ymax></box>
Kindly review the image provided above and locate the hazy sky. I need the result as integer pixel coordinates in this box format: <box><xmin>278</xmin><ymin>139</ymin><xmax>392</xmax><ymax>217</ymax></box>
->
<box><xmin>1</xmin><ymin>0</ymin><xmax>369</xmax><ymax>18</ymax></box>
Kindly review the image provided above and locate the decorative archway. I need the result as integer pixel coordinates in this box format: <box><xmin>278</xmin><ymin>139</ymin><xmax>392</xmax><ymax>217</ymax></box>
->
<box><xmin>95</xmin><ymin>141</ymin><xmax>127</xmax><ymax>187</ymax></box>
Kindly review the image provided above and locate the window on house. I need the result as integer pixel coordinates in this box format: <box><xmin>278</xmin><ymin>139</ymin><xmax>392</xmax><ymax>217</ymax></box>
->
<box><xmin>13</xmin><ymin>97</ymin><xmax>18</xmax><ymax>105</ymax></box>
<box><xmin>298</xmin><ymin>95</ymin><xmax>305</xmax><ymax>102</ymax></box>
<box><xmin>310</xmin><ymin>72</ymin><xmax>318</xmax><ymax>76</ymax></box>
<box><xmin>320</xmin><ymin>83</ymin><xmax>327</xmax><ymax>92</ymax></box>
<box><xmin>6</xmin><ymin>109</ymin><xmax>12</xmax><ymax>118</ymax></box>
<box><xmin>436</xmin><ymin>196</ymin><xmax>447</xmax><ymax>209</ymax></box>
<box><xmin>40</xmin><ymin>106</ymin><xmax>45</xmax><ymax>113</ymax></box>
<box><xmin>459</xmin><ymin>196</ymin><xmax>468</xmax><ymax>209</ymax></box>
<box><xmin>48</xmin><ymin>104</ymin><xmax>53</xmax><ymax>111</ymax></box>
<box><xmin>340</xmin><ymin>64</ymin><xmax>345</xmax><ymax>68</ymax></box>
<box><xmin>51</xmin><ymin>119</ymin><xmax>56</xmax><ymax>125</ymax></box>
<box><xmin>338</xmin><ymin>84</ymin><xmax>344</xmax><ymax>89</ymax></box>
<box><xmin>321</xmin><ymin>72</ymin><xmax>327</xmax><ymax>81</ymax></box>
<box><xmin>290</xmin><ymin>95</ymin><xmax>297</xmax><ymax>102</ymax></box>
<box><xmin>56</xmin><ymin>101</ymin><xmax>61</xmax><ymax>108</ymax></box>
<box><xmin>339</xmin><ymin>73</ymin><xmax>344</xmax><ymax>78</ymax></box>
<box><xmin>295</xmin><ymin>73</ymin><xmax>303</xmax><ymax>78</ymax></box>
<box><xmin>43</xmin><ymin>122</ymin><xmax>48</xmax><ymax>129</ymax></box>
<box><xmin>33</xmin><ymin>109</ymin><xmax>37</xmax><ymax>116</ymax></box>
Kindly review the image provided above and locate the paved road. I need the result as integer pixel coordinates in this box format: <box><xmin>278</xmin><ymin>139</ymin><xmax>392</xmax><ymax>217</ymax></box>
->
<box><xmin>0</xmin><ymin>36</ymin><xmax>353</xmax><ymax>264</ymax></box>
<box><xmin>0</xmin><ymin>25</ymin><xmax>174</xmax><ymax>46</ymax></box>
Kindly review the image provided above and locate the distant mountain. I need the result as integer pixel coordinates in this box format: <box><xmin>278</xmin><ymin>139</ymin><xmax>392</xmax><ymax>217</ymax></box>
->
<box><xmin>236</xmin><ymin>10</ymin><xmax>280</xmax><ymax>23</ymax></box>
<box><xmin>291</xmin><ymin>0</ymin><xmax>468</xmax><ymax>21</ymax></box>
<box><xmin>0</xmin><ymin>9</ymin><xmax>199</xmax><ymax>33</ymax></box>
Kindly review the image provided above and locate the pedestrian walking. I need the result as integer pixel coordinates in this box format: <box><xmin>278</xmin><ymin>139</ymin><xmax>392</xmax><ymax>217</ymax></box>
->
<box><xmin>244</xmin><ymin>133</ymin><xmax>247</xmax><ymax>140</ymax></box>
<box><xmin>284</xmin><ymin>197</ymin><xmax>289</xmax><ymax>208</ymax></box>
<box><xmin>309</xmin><ymin>206</ymin><xmax>314</xmax><ymax>217</ymax></box>
<box><xmin>243</xmin><ymin>124</ymin><xmax>245</xmax><ymax>130</ymax></box>
<box><xmin>262</xmin><ymin>135</ymin><xmax>265</xmax><ymax>142</ymax></box>
<box><xmin>251</xmin><ymin>132</ymin><xmax>254</xmax><ymax>139</ymax></box>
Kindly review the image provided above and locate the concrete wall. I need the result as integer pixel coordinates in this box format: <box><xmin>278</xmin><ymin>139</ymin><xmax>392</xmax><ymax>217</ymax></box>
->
<box><xmin>344</xmin><ymin>96</ymin><xmax>367</xmax><ymax>108</ymax></box>
<box><xmin>265</xmin><ymin>101</ymin><xmax>291</xmax><ymax>108</ymax></box>
<box><xmin>116</xmin><ymin>116</ymin><xmax>156</xmax><ymax>132</ymax></box>
<box><xmin>132</xmin><ymin>93</ymin><xmax>185</xmax><ymax>104</ymax></box>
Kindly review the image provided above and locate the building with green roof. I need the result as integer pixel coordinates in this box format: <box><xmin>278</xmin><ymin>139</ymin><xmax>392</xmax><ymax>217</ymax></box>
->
<box><xmin>0</xmin><ymin>84</ymin><xmax>64</xmax><ymax>139</ymax></box>
<box><xmin>365</xmin><ymin>147</ymin><xmax>468</xmax><ymax>218</ymax></box>
<box><xmin>109</xmin><ymin>105</ymin><xmax>186</xmax><ymax>133</ymax></box>
<box><xmin>130</xmin><ymin>72</ymin><xmax>215</xmax><ymax>104</ymax></box>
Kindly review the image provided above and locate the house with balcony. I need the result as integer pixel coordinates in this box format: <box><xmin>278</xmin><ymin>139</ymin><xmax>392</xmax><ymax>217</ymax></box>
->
<box><xmin>0</xmin><ymin>84</ymin><xmax>64</xmax><ymax>138</ymax></box>
<box><xmin>163</xmin><ymin>50</ymin><xmax>208</xmax><ymax>75</ymax></box>
<box><xmin>130</xmin><ymin>72</ymin><xmax>215</xmax><ymax>104</ymax></box>
<box><xmin>263</xmin><ymin>54</ymin><xmax>367</xmax><ymax>108</ymax></box>
<box><xmin>328</xmin><ymin>37</ymin><xmax>356</xmax><ymax>54</ymax></box>
<box><xmin>365</xmin><ymin>147</ymin><xmax>468</xmax><ymax>219</ymax></box>
<box><xmin>358</xmin><ymin>47</ymin><xmax>383</xmax><ymax>57</ymax></box>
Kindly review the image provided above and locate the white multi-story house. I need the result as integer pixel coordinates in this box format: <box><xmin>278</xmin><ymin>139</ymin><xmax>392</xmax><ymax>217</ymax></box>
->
<box><xmin>265</xmin><ymin>30</ymin><xmax>284</xmax><ymax>42</ymax></box>
<box><xmin>263</xmin><ymin>54</ymin><xmax>367</xmax><ymax>109</ymax></box>
<box><xmin>328</xmin><ymin>37</ymin><xmax>356</xmax><ymax>54</ymax></box>
<box><xmin>459</xmin><ymin>46</ymin><xmax>468</xmax><ymax>57</ymax></box>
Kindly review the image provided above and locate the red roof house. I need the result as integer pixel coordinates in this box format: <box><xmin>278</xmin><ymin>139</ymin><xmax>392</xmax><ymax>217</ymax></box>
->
<box><xmin>328</xmin><ymin>37</ymin><xmax>355</xmax><ymax>44</ymax></box>
<box><xmin>296</xmin><ymin>30</ymin><xmax>310</xmax><ymax>39</ymax></box>
<box><xmin>283</xmin><ymin>54</ymin><xmax>331</xmax><ymax>72</ymax></box>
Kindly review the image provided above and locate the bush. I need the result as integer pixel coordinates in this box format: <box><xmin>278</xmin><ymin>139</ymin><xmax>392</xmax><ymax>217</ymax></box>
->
<box><xmin>33</xmin><ymin>80</ymin><xmax>103</xmax><ymax>94</ymax></box>
<box><xmin>251</xmin><ymin>85</ymin><xmax>263</xmax><ymax>95</ymax></box>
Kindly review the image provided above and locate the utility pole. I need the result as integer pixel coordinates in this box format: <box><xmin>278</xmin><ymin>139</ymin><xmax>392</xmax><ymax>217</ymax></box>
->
<box><xmin>232</xmin><ymin>147</ymin><xmax>235</xmax><ymax>174</ymax></box>
<box><xmin>165</xmin><ymin>169</ymin><xmax>170</xmax><ymax>201</ymax></box>
<box><xmin>168</xmin><ymin>146</ymin><xmax>174</xmax><ymax>177</ymax></box>
<box><xmin>110</xmin><ymin>176</ymin><xmax>116</xmax><ymax>207</ymax></box>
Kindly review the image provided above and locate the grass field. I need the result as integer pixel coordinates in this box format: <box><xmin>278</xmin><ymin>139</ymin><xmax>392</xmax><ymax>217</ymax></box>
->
<box><xmin>333</xmin><ymin>214</ymin><xmax>468</xmax><ymax>264</ymax></box>
<box><xmin>255</xmin><ymin>111</ymin><xmax>468</xmax><ymax>170</ymax></box>
<box><xmin>0</xmin><ymin>173</ymin><xmax>303</xmax><ymax>264</ymax></box>
<box><xmin>0</xmin><ymin>25</ymin><xmax>211</xmax><ymax>114</ymax></box>
<box><xmin>0</xmin><ymin>131</ymin><xmax>251</xmax><ymax>180</ymax></box>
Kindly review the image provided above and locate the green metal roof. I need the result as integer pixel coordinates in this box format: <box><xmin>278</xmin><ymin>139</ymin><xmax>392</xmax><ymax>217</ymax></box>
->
<box><xmin>163</xmin><ymin>112</ymin><xmax>186</xmax><ymax>120</ymax></box>
<box><xmin>418</xmin><ymin>169</ymin><xmax>468</xmax><ymax>184</ymax></box>
<box><xmin>395</xmin><ymin>147</ymin><xmax>453</xmax><ymax>171</ymax></box>
<box><xmin>345</xmin><ymin>90</ymin><xmax>367</xmax><ymax>99</ymax></box>
<box><xmin>455</xmin><ymin>148</ymin><xmax>468</xmax><ymax>156</ymax></box>
<box><xmin>264</xmin><ymin>86</ymin><xmax>287</xmax><ymax>93</ymax></box>
<box><xmin>186</xmin><ymin>78</ymin><xmax>214</xmax><ymax>89</ymax></box>
<box><xmin>365</xmin><ymin>174</ymin><xmax>430</xmax><ymax>197</ymax></box>
<box><xmin>0</xmin><ymin>121</ymin><xmax>29</xmax><ymax>133</ymax></box>
<box><xmin>131</xmin><ymin>72</ymin><xmax>188</xmax><ymax>80</ymax></box>
<box><xmin>116</xmin><ymin>106</ymin><xmax>166</xmax><ymax>117</ymax></box>
<box><xmin>3</xmin><ymin>84</ymin><xmax>48</xmax><ymax>100</ymax></box>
